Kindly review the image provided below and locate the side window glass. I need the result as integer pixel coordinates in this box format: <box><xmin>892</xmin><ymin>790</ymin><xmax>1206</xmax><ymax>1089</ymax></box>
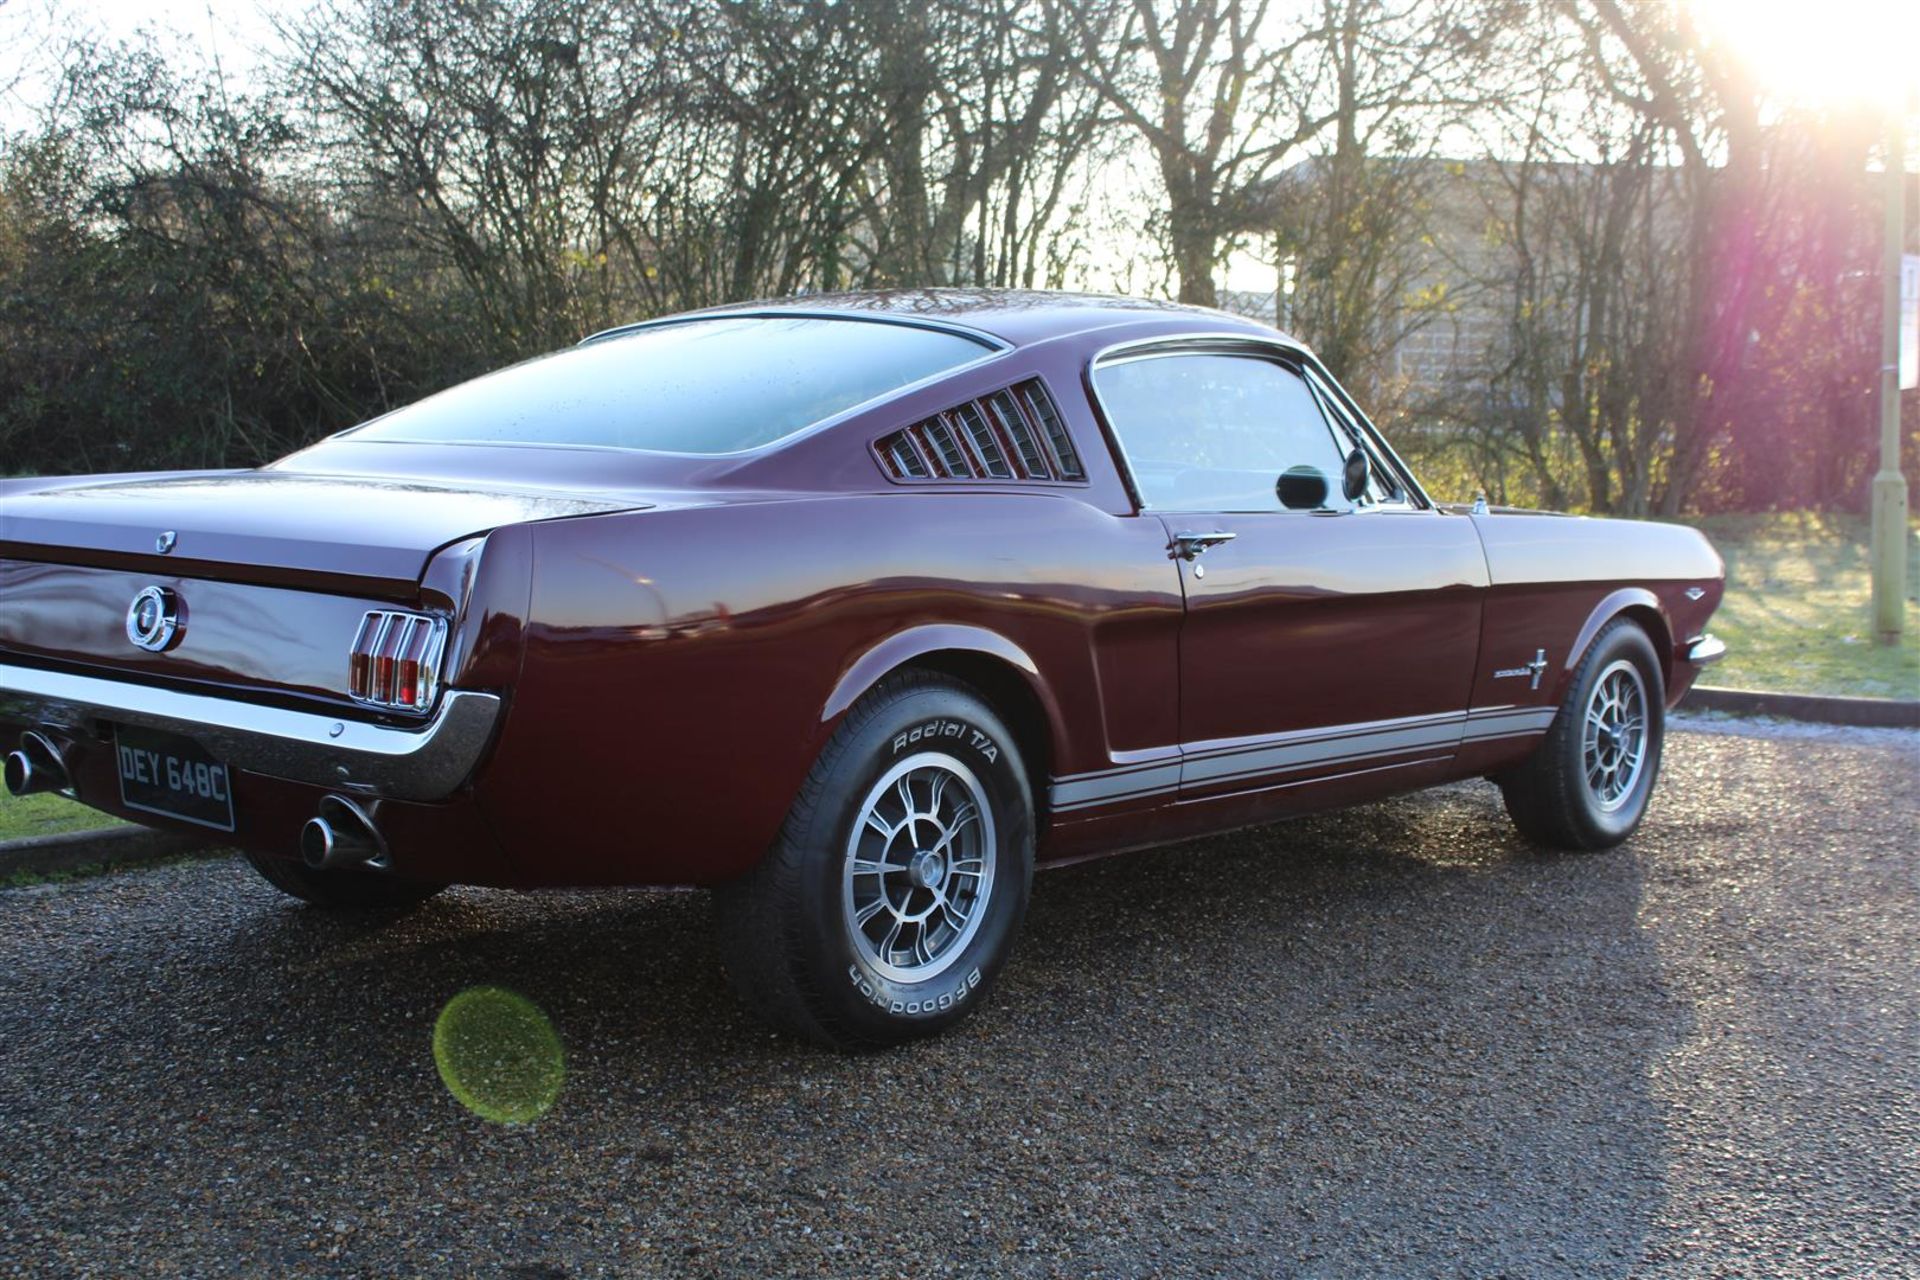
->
<box><xmin>1302</xmin><ymin>367</ymin><xmax>1404</xmax><ymax>508</ymax></box>
<box><xmin>1092</xmin><ymin>352</ymin><xmax>1349</xmax><ymax>512</ymax></box>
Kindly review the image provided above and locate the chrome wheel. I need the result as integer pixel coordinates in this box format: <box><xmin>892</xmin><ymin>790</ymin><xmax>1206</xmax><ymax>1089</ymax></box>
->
<box><xmin>842</xmin><ymin>752</ymin><xmax>997</xmax><ymax>984</ymax></box>
<box><xmin>1582</xmin><ymin>659</ymin><xmax>1649</xmax><ymax>812</ymax></box>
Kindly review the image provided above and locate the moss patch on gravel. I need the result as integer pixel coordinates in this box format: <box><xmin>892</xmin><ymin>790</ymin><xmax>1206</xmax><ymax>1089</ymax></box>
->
<box><xmin>1679</xmin><ymin>513</ymin><xmax>1920</xmax><ymax>701</ymax></box>
<box><xmin>432</xmin><ymin>986</ymin><xmax>566</xmax><ymax>1125</ymax></box>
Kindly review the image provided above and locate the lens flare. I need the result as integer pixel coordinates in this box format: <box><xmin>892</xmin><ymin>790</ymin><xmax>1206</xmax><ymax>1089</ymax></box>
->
<box><xmin>432</xmin><ymin>987</ymin><xmax>565</xmax><ymax>1125</ymax></box>
<box><xmin>1687</xmin><ymin>0</ymin><xmax>1919</xmax><ymax>106</ymax></box>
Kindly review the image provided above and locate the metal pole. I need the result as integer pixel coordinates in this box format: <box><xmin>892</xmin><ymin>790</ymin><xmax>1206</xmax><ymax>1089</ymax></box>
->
<box><xmin>1870</xmin><ymin>110</ymin><xmax>1908</xmax><ymax>645</ymax></box>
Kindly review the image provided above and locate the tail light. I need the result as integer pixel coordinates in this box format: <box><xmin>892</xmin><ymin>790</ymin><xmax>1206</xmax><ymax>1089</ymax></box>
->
<box><xmin>348</xmin><ymin>611</ymin><xmax>448</xmax><ymax>712</ymax></box>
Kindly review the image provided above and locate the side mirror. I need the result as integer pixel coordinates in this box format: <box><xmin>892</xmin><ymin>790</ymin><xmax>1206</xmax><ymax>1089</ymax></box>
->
<box><xmin>1342</xmin><ymin>447</ymin><xmax>1369</xmax><ymax>502</ymax></box>
<box><xmin>1276</xmin><ymin>465</ymin><xmax>1329</xmax><ymax>511</ymax></box>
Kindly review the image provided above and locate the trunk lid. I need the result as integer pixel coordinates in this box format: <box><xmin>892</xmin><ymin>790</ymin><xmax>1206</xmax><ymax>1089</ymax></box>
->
<box><xmin>0</xmin><ymin>470</ymin><xmax>647</xmax><ymax>591</ymax></box>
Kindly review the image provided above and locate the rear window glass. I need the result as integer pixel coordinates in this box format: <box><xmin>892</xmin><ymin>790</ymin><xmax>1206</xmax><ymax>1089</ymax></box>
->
<box><xmin>348</xmin><ymin>316</ymin><xmax>994</xmax><ymax>454</ymax></box>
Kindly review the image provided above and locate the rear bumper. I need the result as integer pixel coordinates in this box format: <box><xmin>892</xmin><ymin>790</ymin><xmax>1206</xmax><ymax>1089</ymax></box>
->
<box><xmin>0</xmin><ymin>660</ymin><xmax>501</xmax><ymax>801</ymax></box>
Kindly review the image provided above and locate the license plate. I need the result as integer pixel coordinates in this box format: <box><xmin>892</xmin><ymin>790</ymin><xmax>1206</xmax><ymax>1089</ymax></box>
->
<box><xmin>114</xmin><ymin>725</ymin><xmax>236</xmax><ymax>832</ymax></box>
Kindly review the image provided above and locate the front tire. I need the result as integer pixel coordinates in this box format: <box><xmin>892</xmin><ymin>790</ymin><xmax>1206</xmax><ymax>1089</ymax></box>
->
<box><xmin>716</xmin><ymin>672</ymin><xmax>1034</xmax><ymax>1049</ymax></box>
<box><xmin>242</xmin><ymin>850</ymin><xmax>446</xmax><ymax>910</ymax></box>
<box><xmin>1499</xmin><ymin>618</ymin><xmax>1665</xmax><ymax>851</ymax></box>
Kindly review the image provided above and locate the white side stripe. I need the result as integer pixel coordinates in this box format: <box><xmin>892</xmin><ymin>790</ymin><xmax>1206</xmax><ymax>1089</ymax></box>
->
<box><xmin>1049</xmin><ymin>705</ymin><xmax>1559</xmax><ymax>814</ymax></box>
<box><xmin>1049</xmin><ymin>763</ymin><xmax>1182</xmax><ymax>811</ymax></box>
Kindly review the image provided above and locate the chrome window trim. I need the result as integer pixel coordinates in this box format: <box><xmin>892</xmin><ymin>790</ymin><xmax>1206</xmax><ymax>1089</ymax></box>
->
<box><xmin>0</xmin><ymin>661</ymin><xmax>501</xmax><ymax>801</ymax></box>
<box><xmin>1295</xmin><ymin>356</ymin><xmax>1433</xmax><ymax>510</ymax></box>
<box><xmin>1085</xmin><ymin>331</ymin><xmax>1433</xmax><ymax>514</ymax></box>
<box><xmin>1088</xmin><ymin>337</ymin><xmax>1351</xmax><ymax>515</ymax></box>
<box><xmin>1299</xmin><ymin>365</ymin><xmax>1416</xmax><ymax>511</ymax></box>
<box><xmin>580</xmin><ymin>307</ymin><xmax>1012</xmax><ymax>353</ymax></box>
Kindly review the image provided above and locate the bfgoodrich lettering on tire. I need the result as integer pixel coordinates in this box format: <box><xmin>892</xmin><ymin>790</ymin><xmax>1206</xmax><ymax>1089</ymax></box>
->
<box><xmin>716</xmin><ymin>671</ymin><xmax>1033</xmax><ymax>1049</ymax></box>
<box><xmin>1499</xmin><ymin>617</ymin><xmax>1666</xmax><ymax>851</ymax></box>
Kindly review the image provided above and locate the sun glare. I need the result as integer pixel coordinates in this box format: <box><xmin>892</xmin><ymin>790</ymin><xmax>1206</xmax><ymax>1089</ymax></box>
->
<box><xmin>1688</xmin><ymin>0</ymin><xmax>1920</xmax><ymax>107</ymax></box>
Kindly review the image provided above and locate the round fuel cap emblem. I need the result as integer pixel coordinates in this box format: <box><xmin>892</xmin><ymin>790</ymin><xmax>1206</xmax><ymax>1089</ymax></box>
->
<box><xmin>126</xmin><ymin>585</ymin><xmax>183</xmax><ymax>652</ymax></box>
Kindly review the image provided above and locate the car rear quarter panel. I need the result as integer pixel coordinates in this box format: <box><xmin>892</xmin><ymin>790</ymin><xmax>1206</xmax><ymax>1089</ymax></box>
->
<box><xmin>478</xmin><ymin>492</ymin><xmax>1184</xmax><ymax>886</ymax></box>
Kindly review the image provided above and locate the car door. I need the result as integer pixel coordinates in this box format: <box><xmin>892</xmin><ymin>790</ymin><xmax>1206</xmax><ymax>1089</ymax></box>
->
<box><xmin>1089</xmin><ymin>341</ymin><xmax>1488</xmax><ymax>801</ymax></box>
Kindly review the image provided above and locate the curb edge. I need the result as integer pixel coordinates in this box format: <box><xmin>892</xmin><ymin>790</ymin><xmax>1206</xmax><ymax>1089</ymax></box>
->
<box><xmin>0</xmin><ymin>824</ymin><xmax>217</xmax><ymax>879</ymax></box>
<box><xmin>1682</xmin><ymin>685</ymin><xmax>1920</xmax><ymax>728</ymax></box>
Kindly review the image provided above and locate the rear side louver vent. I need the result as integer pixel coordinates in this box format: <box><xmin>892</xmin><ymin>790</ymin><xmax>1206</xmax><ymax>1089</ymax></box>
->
<box><xmin>875</xmin><ymin>379</ymin><xmax>1085</xmax><ymax>484</ymax></box>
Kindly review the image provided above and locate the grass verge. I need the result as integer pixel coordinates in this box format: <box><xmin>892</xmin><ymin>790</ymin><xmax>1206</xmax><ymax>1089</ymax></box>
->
<box><xmin>1681</xmin><ymin>513</ymin><xmax>1920</xmax><ymax>700</ymax></box>
<box><xmin>0</xmin><ymin>792</ymin><xmax>126</xmax><ymax>842</ymax></box>
<box><xmin>0</xmin><ymin>849</ymin><xmax>226</xmax><ymax>890</ymax></box>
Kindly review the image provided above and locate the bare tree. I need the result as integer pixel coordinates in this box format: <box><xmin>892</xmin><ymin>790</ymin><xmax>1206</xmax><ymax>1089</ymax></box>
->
<box><xmin>283</xmin><ymin>0</ymin><xmax>1106</xmax><ymax>332</ymax></box>
<box><xmin>286</xmin><ymin>0</ymin><xmax>704</xmax><ymax>349</ymax></box>
<box><xmin>1059</xmin><ymin>0</ymin><xmax>1497</xmax><ymax>308</ymax></box>
<box><xmin>750</xmin><ymin>0</ymin><xmax>1105</xmax><ymax>290</ymax></box>
<box><xmin>0</xmin><ymin>0</ymin><xmax>1898</xmax><ymax>515</ymax></box>
<box><xmin>1054</xmin><ymin>0</ymin><xmax>1309</xmax><ymax>305</ymax></box>
<box><xmin>1562</xmin><ymin>0</ymin><xmax>1766</xmax><ymax>513</ymax></box>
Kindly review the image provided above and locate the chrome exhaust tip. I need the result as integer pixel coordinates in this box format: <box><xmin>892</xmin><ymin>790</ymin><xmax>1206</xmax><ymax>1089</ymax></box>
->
<box><xmin>299</xmin><ymin>818</ymin><xmax>349</xmax><ymax>870</ymax></box>
<box><xmin>2</xmin><ymin>751</ymin><xmax>35</xmax><ymax>797</ymax></box>
<box><xmin>4</xmin><ymin>732</ymin><xmax>70</xmax><ymax>797</ymax></box>
<box><xmin>300</xmin><ymin>795</ymin><xmax>387</xmax><ymax>871</ymax></box>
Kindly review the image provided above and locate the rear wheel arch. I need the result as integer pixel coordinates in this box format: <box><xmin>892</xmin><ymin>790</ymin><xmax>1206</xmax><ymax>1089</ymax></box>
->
<box><xmin>901</xmin><ymin>650</ymin><xmax>1053</xmax><ymax>823</ymax></box>
<box><xmin>821</xmin><ymin>626</ymin><xmax>1062</xmax><ymax>821</ymax></box>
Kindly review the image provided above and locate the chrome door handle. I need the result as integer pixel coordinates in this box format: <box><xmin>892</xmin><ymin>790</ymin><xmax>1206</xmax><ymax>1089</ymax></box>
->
<box><xmin>1170</xmin><ymin>530</ymin><xmax>1236</xmax><ymax>561</ymax></box>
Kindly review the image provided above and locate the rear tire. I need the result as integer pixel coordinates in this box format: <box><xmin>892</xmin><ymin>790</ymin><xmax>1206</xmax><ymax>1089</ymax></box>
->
<box><xmin>1499</xmin><ymin>618</ymin><xmax>1665</xmax><ymax>851</ymax></box>
<box><xmin>242</xmin><ymin>850</ymin><xmax>446</xmax><ymax>910</ymax></box>
<box><xmin>716</xmin><ymin>671</ymin><xmax>1034</xmax><ymax>1050</ymax></box>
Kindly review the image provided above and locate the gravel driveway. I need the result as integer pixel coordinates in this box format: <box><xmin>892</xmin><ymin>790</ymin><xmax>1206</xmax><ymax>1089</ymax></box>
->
<box><xmin>1</xmin><ymin>723</ymin><xmax>1915</xmax><ymax>1278</ymax></box>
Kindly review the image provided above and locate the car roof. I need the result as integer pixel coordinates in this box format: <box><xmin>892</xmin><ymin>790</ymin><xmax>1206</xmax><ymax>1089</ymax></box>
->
<box><xmin>591</xmin><ymin>288</ymin><xmax>1299</xmax><ymax>350</ymax></box>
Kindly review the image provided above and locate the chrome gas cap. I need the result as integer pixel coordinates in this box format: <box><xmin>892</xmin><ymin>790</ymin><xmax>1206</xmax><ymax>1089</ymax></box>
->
<box><xmin>126</xmin><ymin>586</ymin><xmax>183</xmax><ymax>652</ymax></box>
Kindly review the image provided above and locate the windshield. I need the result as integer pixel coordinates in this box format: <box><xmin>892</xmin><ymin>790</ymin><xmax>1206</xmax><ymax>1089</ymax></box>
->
<box><xmin>348</xmin><ymin>316</ymin><xmax>995</xmax><ymax>454</ymax></box>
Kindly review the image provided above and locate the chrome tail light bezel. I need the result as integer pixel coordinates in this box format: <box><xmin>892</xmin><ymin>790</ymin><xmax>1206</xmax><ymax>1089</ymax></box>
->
<box><xmin>348</xmin><ymin>611</ymin><xmax>449</xmax><ymax>714</ymax></box>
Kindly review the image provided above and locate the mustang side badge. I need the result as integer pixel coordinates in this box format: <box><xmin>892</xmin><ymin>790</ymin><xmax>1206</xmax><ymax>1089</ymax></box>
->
<box><xmin>1494</xmin><ymin>648</ymin><xmax>1549</xmax><ymax>690</ymax></box>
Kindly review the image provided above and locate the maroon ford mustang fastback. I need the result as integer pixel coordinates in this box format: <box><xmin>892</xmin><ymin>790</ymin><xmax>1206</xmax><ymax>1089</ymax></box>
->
<box><xmin>0</xmin><ymin>290</ymin><xmax>1724</xmax><ymax>1047</ymax></box>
